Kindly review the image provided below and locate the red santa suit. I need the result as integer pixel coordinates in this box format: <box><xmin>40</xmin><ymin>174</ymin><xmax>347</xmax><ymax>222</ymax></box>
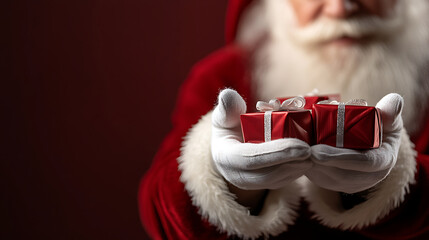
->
<box><xmin>139</xmin><ymin>0</ymin><xmax>429</xmax><ymax>239</ymax></box>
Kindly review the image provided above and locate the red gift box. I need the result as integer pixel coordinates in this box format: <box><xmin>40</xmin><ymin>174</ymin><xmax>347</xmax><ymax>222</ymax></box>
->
<box><xmin>240</xmin><ymin>110</ymin><xmax>313</xmax><ymax>144</ymax></box>
<box><xmin>312</xmin><ymin>103</ymin><xmax>382</xmax><ymax>149</ymax></box>
<box><xmin>278</xmin><ymin>94</ymin><xmax>340</xmax><ymax>110</ymax></box>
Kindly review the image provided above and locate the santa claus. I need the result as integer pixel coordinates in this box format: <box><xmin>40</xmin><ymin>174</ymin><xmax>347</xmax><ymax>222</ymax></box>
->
<box><xmin>139</xmin><ymin>0</ymin><xmax>429</xmax><ymax>239</ymax></box>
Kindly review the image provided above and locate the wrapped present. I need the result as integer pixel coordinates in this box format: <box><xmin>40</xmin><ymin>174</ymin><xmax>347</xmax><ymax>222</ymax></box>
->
<box><xmin>312</xmin><ymin>99</ymin><xmax>382</xmax><ymax>149</ymax></box>
<box><xmin>278</xmin><ymin>89</ymin><xmax>340</xmax><ymax>110</ymax></box>
<box><xmin>240</xmin><ymin>97</ymin><xmax>313</xmax><ymax>144</ymax></box>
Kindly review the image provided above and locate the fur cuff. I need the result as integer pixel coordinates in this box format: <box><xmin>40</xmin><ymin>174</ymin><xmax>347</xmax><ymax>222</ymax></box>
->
<box><xmin>178</xmin><ymin>111</ymin><xmax>301</xmax><ymax>239</ymax></box>
<box><xmin>304</xmin><ymin>130</ymin><xmax>417</xmax><ymax>230</ymax></box>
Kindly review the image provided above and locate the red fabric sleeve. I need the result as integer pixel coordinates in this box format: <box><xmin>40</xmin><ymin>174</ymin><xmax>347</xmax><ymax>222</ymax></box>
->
<box><xmin>138</xmin><ymin>45</ymin><xmax>252</xmax><ymax>239</ymax></box>
<box><xmin>355</xmin><ymin>113</ymin><xmax>429</xmax><ymax>239</ymax></box>
<box><xmin>358</xmin><ymin>110</ymin><xmax>429</xmax><ymax>239</ymax></box>
<box><xmin>356</xmin><ymin>153</ymin><xmax>429</xmax><ymax>240</ymax></box>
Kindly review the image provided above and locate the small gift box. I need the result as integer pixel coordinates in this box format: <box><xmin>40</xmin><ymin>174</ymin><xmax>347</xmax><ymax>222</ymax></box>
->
<box><xmin>278</xmin><ymin>89</ymin><xmax>340</xmax><ymax>110</ymax></box>
<box><xmin>240</xmin><ymin>97</ymin><xmax>313</xmax><ymax>144</ymax></box>
<box><xmin>312</xmin><ymin>99</ymin><xmax>382</xmax><ymax>149</ymax></box>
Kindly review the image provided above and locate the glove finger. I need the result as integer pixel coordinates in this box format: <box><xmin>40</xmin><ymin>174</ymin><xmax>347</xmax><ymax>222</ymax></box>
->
<box><xmin>223</xmin><ymin>138</ymin><xmax>311</xmax><ymax>170</ymax></box>
<box><xmin>375</xmin><ymin>93</ymin><xmax>404</xmax><ymax>133</ymax></box>
<box><xmin>227</xmin><ymin>160</ymin><xmax>312</xmax><ymax>190</ymax></box>
<box><xmin>306</xmin><ymin>164</ymin><xmax>389</xmax><ymax>193</ymax></box>
<box><xmin>311</xmin><ymin>144</ymin><xmax>396</xmax><ymax>172</ymax></box>
<box><xmin>212</xmin><ymin>89</ymin><xmax>247</xmax><ymax>129</ymax></box>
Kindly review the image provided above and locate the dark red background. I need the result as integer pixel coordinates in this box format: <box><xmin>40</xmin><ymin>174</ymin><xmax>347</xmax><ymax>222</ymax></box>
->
<box><xmin>3</xmin><ymin>1</ymin><xmax>227</xmax><ymax>239</ymax></box>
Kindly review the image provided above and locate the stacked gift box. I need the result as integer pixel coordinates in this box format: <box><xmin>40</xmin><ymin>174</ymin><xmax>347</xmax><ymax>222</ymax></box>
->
<box><xmin>241</xmin><ymin>93</ymin><xmax>382</xmax><ymax>149</ymax></box>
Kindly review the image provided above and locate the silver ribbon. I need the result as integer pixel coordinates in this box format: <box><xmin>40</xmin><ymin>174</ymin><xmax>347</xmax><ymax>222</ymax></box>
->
<box><xmin>256</xmin><ymin>97</ymin><xmax>306</xmax><ymax>142</ymax></box>
<box><xmin>264</xmin><ymin>111</ymin><xmax>272</xmax><ymax>142</ymax></box>
<box><xmin>317</xmin><ymin>99</ymin><xmax>367</xmax><ymax>147</ymax></box>
<box><xmin>337</xmin><ymin>104</ymin><xmax>345</xmax><ymax>147</ymax></box>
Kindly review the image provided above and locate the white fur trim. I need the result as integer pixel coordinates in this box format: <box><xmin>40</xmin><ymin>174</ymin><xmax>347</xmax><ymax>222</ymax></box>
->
<box><xmin>178</xmin><ymin>111</ymin><xmax>301</xmax><ymax>239</ymax></box>
<box><xmin>304</xmin><ymin>130</ymin><xmax>417</xmax><ymax>230</ymax></box>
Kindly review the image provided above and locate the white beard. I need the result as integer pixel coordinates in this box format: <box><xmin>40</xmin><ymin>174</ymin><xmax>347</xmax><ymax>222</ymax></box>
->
<box><xmin>238</xmin><ymin>0</ymin><xmax>429</xmax><ymax>135</ymax></box>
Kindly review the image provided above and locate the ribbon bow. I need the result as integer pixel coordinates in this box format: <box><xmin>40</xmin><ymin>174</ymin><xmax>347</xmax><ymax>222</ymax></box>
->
<box><xmin>256</xmin><ymin>96</ymin><xmax>306</xmax><ymax>112</ymax></box>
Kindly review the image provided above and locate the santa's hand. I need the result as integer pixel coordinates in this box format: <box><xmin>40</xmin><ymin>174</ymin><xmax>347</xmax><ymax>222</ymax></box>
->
<box><xmin>306</xmin><ymin>93</ymin><xmax>404</xmax><ymax>194</ymax></box>
<box><xmin>211</xmin><ymin>89</ymin><xmax>312</xmax><ymax>190</ymax></box>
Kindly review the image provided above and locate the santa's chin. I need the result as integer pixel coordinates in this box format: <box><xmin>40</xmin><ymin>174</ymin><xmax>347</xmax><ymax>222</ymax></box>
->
<box><xmin>324</xmin><ymin>36</ymin><xmax>367</xmax><ymax>47</ymax></box>
<box><xmin>313</xmin><ymin>36</ymin><xmax>374</xmax><ymax>65</ymax></box>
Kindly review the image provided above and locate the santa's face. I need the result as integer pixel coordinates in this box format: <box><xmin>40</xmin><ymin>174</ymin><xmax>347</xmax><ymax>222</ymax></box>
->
<box><xmin>289</xmin><ymin>0</ymin><xmax>397</xmax><ymax>24</ymax></box>
<box><xmin>251</xmin><ymin>0</ymin><xmax>429</xmax><ymax>134</ymax></box>
<box><xmin>288</xmin><ymin>0</ymin><xmax>398</xmax><ymax>47</ymax></box>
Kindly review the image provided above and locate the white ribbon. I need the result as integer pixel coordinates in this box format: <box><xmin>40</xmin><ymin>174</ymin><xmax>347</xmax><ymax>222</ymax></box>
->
<box><xmin>256</xmin><ymin>97</ymin><xmax>306</xmax><ymax>142</ymax></box>
<box><xmin>317</xmin><ymin>99</ymin><xmax>367</xmax><ymax>147</ymax></box>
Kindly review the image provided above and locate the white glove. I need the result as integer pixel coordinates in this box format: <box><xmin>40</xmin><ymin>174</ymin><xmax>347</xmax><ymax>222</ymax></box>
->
<box><xmin>211</xmin><ymin>89</ymin><xmax>312</xmax><ymax>190</ymax></box>
<box><xmin>306</xmin><ymin>93</ymin><xmax>404</xmax><ymax>194</ymax></box>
